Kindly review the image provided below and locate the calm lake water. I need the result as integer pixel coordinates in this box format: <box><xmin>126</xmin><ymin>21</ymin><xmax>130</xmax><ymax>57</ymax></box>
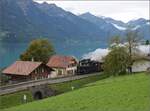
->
<box><xmin>0</xmin><ymin>41</ymin><xmax>107</xmax><ymax>68</ymax></box>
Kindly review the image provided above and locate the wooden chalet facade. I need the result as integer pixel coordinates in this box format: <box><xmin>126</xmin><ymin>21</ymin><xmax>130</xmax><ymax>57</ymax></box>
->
<box><xmin>2</xmin><ymin>61</ymin><xmax>53</xmax><ymax>83</ymax></box>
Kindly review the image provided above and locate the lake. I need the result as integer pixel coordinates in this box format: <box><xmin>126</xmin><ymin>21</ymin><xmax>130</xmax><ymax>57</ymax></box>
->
<box><xmin>0</xmin><ymin>41</ymin><xmax>107</xmax><ymax>68</ymax></box>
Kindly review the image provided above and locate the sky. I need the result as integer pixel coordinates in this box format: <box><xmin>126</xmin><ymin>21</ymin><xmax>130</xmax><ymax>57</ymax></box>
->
<box><xmin>34</xmin><ymin>0</ymin><xmax>149</xmax><ymax>23</ymax></box>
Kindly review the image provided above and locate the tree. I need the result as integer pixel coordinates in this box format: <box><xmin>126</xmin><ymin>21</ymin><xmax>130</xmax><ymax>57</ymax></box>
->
<box><xmin>109</xmin><ymin>35</ymin><xmax>122</xmax><ymax>49</ymax></box>
<box><xmin>145</xmin><ymin>40</ymin><xmax>150</xmax><ymax>45</ymax></box>
<box><xmin>20</xmin><ymin>39</ymin><xmax>55</xmax><ymax>63</ymax></box>
<box><xmin>109</xmin><ymin>35</ymin><xmax>121</xmax><ymax>46</ymax></box>
<box><xmin>103</xmin><ymin>46</ymin><xmax>130</xmax><ymax>76</ymax></box>
<box><xmin>124</xmin><ymin>30</ymin><xmax>141</xmax><ymax>73</ymax></box>
<box><xmin>105</xmin><ymin>31</ymin><xmax>141</xmax><ymax>75</ymax></box>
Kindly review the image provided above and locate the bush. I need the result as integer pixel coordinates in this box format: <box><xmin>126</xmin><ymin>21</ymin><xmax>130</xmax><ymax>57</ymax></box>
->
<box><xmin>0</xmin><ymin>68</ymin><xmax>10</xmax><ymax>85</ymax></box>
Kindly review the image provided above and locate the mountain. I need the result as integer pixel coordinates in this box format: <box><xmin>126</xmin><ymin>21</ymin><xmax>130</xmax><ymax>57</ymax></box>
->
<box><xmin>0</xmin><ymin>0</ymin><xmax>149</xmax><ymax>68</ymax></box>
<box><xmin>79</xmin><ymin>12</ymin><xmax>124</xmax><ymax>38</ymax></box>
<box><xmin>0</xmin><ymin>0</ymin><xmax>104</xmax><ymax>42</ymax></box>
<box><xmin>0</xmin><ymin>0</ymin><xmax>107</xmax><ymax>68</ymax></box>
<box><xmin>126</xmin><ymin>19</ymin><xmax>150</xmax><ymax>40</ymax></box>
<box><xmin>0</xmin><ymin>0</ymin><xmax>149</xmax><ymax>44</ymax></box>
<box><xmin>103</xmin><ymin>17</ymin><xmax>127</xmax><ymax>27</ymax></box>
<box><xmin>127</xmin><ymin>18</ymin><xmax>149</xmax><ymax>27</ymax></box>
<box><xmin>79</xmin><ymin>12</ymin><xmax>150</xmax><ymax>40</ymax></box>
<box><xmin>134</xmin><ymin>20</ymin><xmax>150</xmax><ymax>40</ymax></box>
<box><xmin>0</xmin><ymin>0</ymin><xmax>105</xmax><ymax>44</ymax></box>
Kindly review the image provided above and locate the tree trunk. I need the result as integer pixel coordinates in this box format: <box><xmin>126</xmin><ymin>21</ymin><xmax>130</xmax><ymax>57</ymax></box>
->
<box><xmin>128</xmin><ymin>67</ymin><xmax>132</xmax><ymax>74</ymax></box>
<box><xmin>129</xmin><ymin>43</ymin><xmax>132</xmax><ymax>73</ymax></box>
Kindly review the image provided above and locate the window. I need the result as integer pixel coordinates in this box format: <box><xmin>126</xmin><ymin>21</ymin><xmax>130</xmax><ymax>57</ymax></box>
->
<box><xmin>42</xmin><ymin>68</ymin><xmax>44</xmax><ymax>73</ymax></box>
<box><xmin>58</xmin><ymin>69</ymin><xmax>62</xmax><ymax>75</ymax></box>
<box><xmin>35</xmin><ymin>69</ymin><xmax>38</xmax><ymax>74</ymax></box>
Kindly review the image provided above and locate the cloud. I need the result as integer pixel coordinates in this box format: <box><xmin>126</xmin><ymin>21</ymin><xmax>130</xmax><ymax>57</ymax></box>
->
<box><xmin>82</xmin><ymin>48</ymin><xmax>109</xmax><ymax>62</ymax></box>
<box><xmin>34</xmin><ymin>0</ymin><xmax>149</xmax><ymax>22</ymax></box>
<box><xmin>82</xmin><ymin>45</ymin><xmax>150</xmax><ymax>62</ymax></box>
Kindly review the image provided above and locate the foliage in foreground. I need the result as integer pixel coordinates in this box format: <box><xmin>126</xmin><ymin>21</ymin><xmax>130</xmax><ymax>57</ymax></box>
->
<box><xmin>103</xmin><ymin>46</ymin><xmax>130</xmax><ymax>76</ymax></box>
<box><xmin>20</xmin><ymin>39</ymin><xmax>55</xmax><ymax>63</ymax></box>
<box><xmin>3</xmin><ymin>73</ymin><xmax>150</xmax><ymax>111</ymax></box>
<box><xmin>107</xmin><ymin>30</ymin><xmax>142</xmax><ymax>75</ymax></box>
<box><xmin>0</xmin><ymin>70</ymin><xmax>10</xmax><ymax>85</ymax></box>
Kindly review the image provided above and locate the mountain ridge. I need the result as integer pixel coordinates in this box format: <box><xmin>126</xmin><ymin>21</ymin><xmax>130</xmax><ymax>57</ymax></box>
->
<box><xmin>0</xmin><ymin>0</ymin><xmax>149</xmax><ymax>44</ymax></box>
<box><xmin>79</xmin><ymin>12</ymin><xmax>150</xmax><ymax>40</ymax></box>
<box><xmin>0</xmin><ymin>0</ymin><xmax>105</xmax><ymax>43</ymax></box>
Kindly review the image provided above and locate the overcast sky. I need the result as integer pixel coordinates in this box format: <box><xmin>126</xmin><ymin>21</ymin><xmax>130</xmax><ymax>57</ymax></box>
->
<box><xmin>34</xmin><ymin>0</ymin><xmax>149</xmax><ymax>23</ymax></box>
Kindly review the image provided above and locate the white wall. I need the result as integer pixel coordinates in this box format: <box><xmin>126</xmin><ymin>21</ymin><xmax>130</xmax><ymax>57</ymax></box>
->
<box><xmin>132</xmin><ymin>60</ymin><xmax>150</xmax><ymax>72</ymax></box>
<box><xmin>66</xmin><ymin>66</ymin><xmax>77</xmax><ymax>75</ymax></box>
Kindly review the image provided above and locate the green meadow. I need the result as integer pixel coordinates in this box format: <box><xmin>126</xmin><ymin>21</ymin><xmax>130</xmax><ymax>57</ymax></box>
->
<box><xmin>2</xmin><ymin>73</ymin><xmax>150</xmax><ymax>111</ymax></box>
<box><xmin>0</xmin><ymin>73</ymin><xmax>106</xmax><ymax>109</ymax></box>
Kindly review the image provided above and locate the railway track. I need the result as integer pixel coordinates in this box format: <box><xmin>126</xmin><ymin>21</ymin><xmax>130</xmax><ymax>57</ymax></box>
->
<box><xmin>0</xmin><ymin>73</ymin><xmax>101</xmax><ymax>95</ymax></box>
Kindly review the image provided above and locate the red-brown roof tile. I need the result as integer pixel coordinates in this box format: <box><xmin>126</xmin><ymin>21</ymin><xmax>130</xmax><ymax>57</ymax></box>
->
<box><xmin>47</xmin><ymin>55</ymin><xmax>77</xmax><ymax>68</ymax></box>
<box><xmin>2</xmin><ymin>61</ymin><xmax>42</xmax><ymax>76</ymax></box>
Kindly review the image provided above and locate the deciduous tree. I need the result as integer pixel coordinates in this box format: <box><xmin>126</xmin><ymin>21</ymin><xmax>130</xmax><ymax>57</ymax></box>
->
<box><xmin>124</xmin><ymin>30</ymin><xmax>141</xmax><ymax>73</ymax></box>
<box><xmin>20</xmin><ymin>39</ymin><xmax>55</xmax><ymax>63</ymax></box>
<box><xmin>103</xmin><ymin>46</ymin><xmax>130</xmax><ymax>76</ymax></box>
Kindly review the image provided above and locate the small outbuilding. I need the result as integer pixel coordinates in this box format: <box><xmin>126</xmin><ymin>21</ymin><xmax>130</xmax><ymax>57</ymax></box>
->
<box><xmin>132</xmin><ymin>57</ymin><xmax>150</xmax><ymax>72</ymax></box>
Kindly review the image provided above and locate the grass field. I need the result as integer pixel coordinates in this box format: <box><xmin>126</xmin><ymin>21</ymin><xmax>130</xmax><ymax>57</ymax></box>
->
<box><xmin>0</xmin><ymin>73</ymin><xmax>106</xmax><ymax>109</ymax></box>
<box><xmin>2</xmin><ymin>73</ymin><xmax>150</xmax><ymax>111</ymax></box>
<box><xmin>0</xmin><ymin>91</ymin><xmax>33</xmax><ymax>109</ymax></box>
<box><xmin>48</xmin><ymin>73</ymin><xmax>107</xmax><ymax>94</ymax></box>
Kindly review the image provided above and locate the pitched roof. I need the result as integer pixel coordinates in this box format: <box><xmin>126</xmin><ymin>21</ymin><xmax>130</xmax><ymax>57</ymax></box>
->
<box><xmin>2</xmin><ymin>61</ymin><xmax>42</xmax><ymax>76</ymax></box>
<box><xmin>47</xmin><ymin>55</ymin><xmax>77</xmax><ymax>68</ymax></box>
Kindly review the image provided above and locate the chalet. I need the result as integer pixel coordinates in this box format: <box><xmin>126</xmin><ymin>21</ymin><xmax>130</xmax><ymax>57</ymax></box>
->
<box><xmin>2</xmin><ymin>61</ymin><xmax>53</xmax><ymax>83</ymax></box>
<box><xmin>77</xmin><ymin>59</ymin><xmax>103</xmax><ymax>74</ymax></box>
<box><xmin>47</xmin><ymin>55</ymin><xmax>78</xmax><ymax>77</ymax></box>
